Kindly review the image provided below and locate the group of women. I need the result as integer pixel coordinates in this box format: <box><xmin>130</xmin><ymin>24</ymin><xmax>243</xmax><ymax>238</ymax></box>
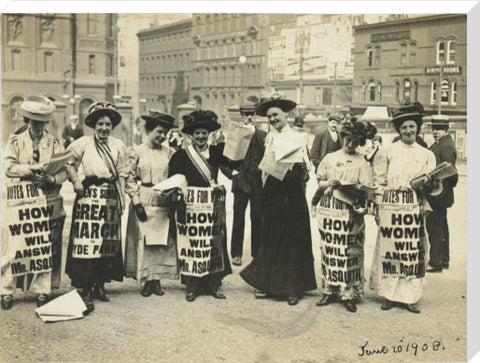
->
<box><xmin>1</xmin><ymin>95</ymin><xmax>436</xmax><ymax>316</ymax></box>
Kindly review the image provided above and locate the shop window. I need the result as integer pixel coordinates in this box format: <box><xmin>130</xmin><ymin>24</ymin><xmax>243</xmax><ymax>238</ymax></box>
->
<box><xmin>451</xmin><ymin>81</ymin><xmax>457</xmax><ymax>105</ymax></box>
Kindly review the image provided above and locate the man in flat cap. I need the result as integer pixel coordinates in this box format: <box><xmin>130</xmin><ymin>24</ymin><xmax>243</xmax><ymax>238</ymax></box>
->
<box><xmin>229</xmin><ymin>102</ymin><xmax>267</xmax><ymax>266</ymax></box>
<box><xmin>425</xmin><ymin>115</ymin><xmax>458</xmax><ymax>273</ymax></box>
<box><xmin>62</xmin><ymin>114</ymin><xmax>84</xmax><ymax>148</ymax></box>
<box><xmin>310</xmin><ymin>114</ymin><xmax>343</xmax><ymax>173</ymax></box>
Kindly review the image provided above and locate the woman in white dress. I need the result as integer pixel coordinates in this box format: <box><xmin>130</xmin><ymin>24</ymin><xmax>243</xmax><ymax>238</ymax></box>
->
<box><xmin>314</xmin><ymin>117</ymin><xmax>376</xmax><ymax>313</ymax></box>
<box><xmin>370</xmin><ymin>102</ymin><xmax>436</xmax><ymax>314</ymax></box>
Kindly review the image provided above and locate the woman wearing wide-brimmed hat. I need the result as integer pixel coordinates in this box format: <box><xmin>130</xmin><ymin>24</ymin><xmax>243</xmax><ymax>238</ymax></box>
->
<box><xmin>168</xmin><ymin>110</ymin><xmax>233</xmax><ymax>302</ymax></box>
<box><xmin>369</xmin><ymin>102</ymin><xmax>436</xmax><ymax>314</ymax></box>
<box><xmin>65</xmin><ymin>101</ymin><xmax>128</xmax><ymax>313</ymax></box>
<box><xmin>240</xmin><ymin>95</ymin><xmax>317</xmax><ymax>306</ymax></box>
<box><xmin>314</xmin><ymin>116</ymin><xmax>377</xmax><ymax>313</ymax></box>
<box><xmin>125</xmin><ymin>110</ymin><xmax>178</xmax><ymax>297</ymax></box>
<box><xmin>2</xmin><ymin>96</ymin><xmax>67</xmax><ymax>310</ymax></box>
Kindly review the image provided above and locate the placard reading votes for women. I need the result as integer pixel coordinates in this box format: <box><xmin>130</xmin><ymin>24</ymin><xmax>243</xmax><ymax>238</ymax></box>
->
<box><xmin>5</xmin><ymin>181</ymin><xmax>53</xmax><ymax>277</ymax></box>
<box><xmin>72</xmin><ymin>185</ymin><xmax>121</xmax><ymax>259</ymax></box>
<box><xmin>176</xmin><ymin>186</ymin><xmax>226</xmax><ymax>277</ymax></box>
<box><xmin>317</xmin><ymin>196</ymin><xmax>364</xmax><ymax>286</ymax></box>
<box><xmin>378</xmin><ymin>189</ymin><xmax>426</xmax><ymax>279</ymax></box>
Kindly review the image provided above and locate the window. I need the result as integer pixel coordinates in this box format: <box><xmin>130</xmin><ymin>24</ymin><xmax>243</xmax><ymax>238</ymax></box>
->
<box><xmin>430</xmin><ymin>82</ymin><xmax>437</xmax><ymax>104</ymax></box>
<box><xmin>106</xmin><ymin>54</ymin><xmax>114</xmax><ymax>76</ymax></box>
<box><xmin>437</xmin><ymin>41</ymin><xmax>446</xmax><ymax>64</ymax></box>
<box><xmin>89</xmin><ymin>55</ymin><xmax>95</xmax><ymax>74</ymax></box>
<box><xmin>403</xmin><ymin>79</ymin><xmax>411</xmax><ymax>103</ymax></box>
<box><xmin>44</xmin><ymin>51</ymin><xmax>53</xmax><ymax>72</ymax></box>
<box><xmin>322</xmin><ymin>88</ymin><xmax>332</xmax><ymax>105</ymax></box>
<box><xmin>362</xmin><ymin>82</ymin><xmax>366</xmax><ymax>102</ymax></box>
<box><xmin>107</xmin><ymin>14</ymin><xmax>114</xmax><ymax>37</ymax></box>
<box><xmin>441</xmin><ymin>79</ymin><xmax>449</xmax><ymax>104</ymax></box>
<box><xmin>12</xmin><ymin>48</ymin><xmax>21</xmax><ymax>71</ymax></box>
<box><xmin>413</xmin><ymin>81</ymin><xmax>418</xmax><ymax>102</ymax></box>
<box><xmin>447</xmin><ymin>40</ymin><xmax>456</xmax><ymax>64</ymax></box>
<box><xmin>377</xmin><ymin>82</ymin><xmax>382</xmax><ymax>102</ymax></box>
<box><xmin>87</xmin><ymin>14</ymin><xmax>96</xmax><ymax>35</ymax></box>
<box><xmin>451</xmin><ymin>81</ymin><xmax>457</xmax><ymax>105</ymax></box>
<box><xmin>367</xmin><ymin>48</ymin><xmax>373</xmax><ymax>67</ymax></box>
<box><xmin>400</xmin><ymin>43</ymin><xmax>407</xmax><ymax>65</ymax></box>
<box><xmin>409</xmin><ymin>42</ymin><xmax>416</xmax><ymax>65</ymax></box>
<box><xmin>368</xmin><ymin>81</ymin><xmax>376</xmax><ymax>102</ymax></box>
<box><xmin>120</xmin><ymin>56</ymin><xmax>126</xmax><ymax>67</ymax></box>
<box><xmin>395</xmin><ymin>81</ymin><xmax>400</xmax><ymax>103</ymax></box>
<box><xmin>374</xmin><ymin>46</ymin><xmax>381</xmax><ymax>66</ymax></box>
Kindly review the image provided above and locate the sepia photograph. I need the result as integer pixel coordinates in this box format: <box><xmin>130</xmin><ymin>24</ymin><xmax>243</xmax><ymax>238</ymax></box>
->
<box><xmin>0</xmin><ymin>2</ymin><xmax>476</xmax><ymax>362</ymax></box>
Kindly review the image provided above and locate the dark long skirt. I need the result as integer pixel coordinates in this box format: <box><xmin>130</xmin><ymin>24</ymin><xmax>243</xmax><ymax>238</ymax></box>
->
<box><xmin>240</xmin><ymin>174</ymin><xmax>317</xmax><ymax>297</ymax></box>
<box><xmin>65</xmin><ymin>187</ymin><xmax>123</xmax><ymax>289</ymax></box>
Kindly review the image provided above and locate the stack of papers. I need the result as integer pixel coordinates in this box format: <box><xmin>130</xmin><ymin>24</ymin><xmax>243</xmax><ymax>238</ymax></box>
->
<box><xmin>35</xmin><ymin>290</ymin><xmax>87</xmax><ymax>322</ymax></box>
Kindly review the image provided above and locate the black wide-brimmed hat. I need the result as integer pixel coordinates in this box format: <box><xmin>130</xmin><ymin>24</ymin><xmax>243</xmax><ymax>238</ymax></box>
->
<box><xmin>255</xmin><ymin>94</ymin><xmax>296</xmax><ymax>117</ymax></box>
<box><xmin>340</xmin><ymin>116</ymin><xmax>377</xmax><ymax>146</ymax></box>
<box><xmin>391</xmin><ymin>102</ymin><xmax>425</xmax><ymax>131</ymax></box>
<box><xmin>141</xmin><ymin>109</ymin><xmax>176</xmax><ymax>130</ymax></box>
<box><xmin>17</xmin><ymin>96</ymin><xmax>56</xmax><ymax>122</ymax></box>
<box><xmin>84</xmin><ymin>101</ymin><xmax>122</xmax><ymax>129</ymax></box>
<box><xmin>182</xmin><ymin>110</ymin><xmax>221</xmax><ymax>135</ymax></box>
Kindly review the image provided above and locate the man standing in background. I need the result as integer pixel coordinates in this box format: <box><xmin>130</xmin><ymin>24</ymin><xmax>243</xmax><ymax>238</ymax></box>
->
<box><xmin>426</xmin><ymin>115</ymin><xmax>458</xmax><ymax>273</ymax></box>
<box><xmin>310</xmin><ymin>114</ymin><xmax>342</xmax><ymax>173</ymax></box>
<box><xmin>62</xmin><ymin>114</ymin><xmax>84</xmax><ymax>148</ymax></box>
<box><xmin>230</xmin><ymin>102</ymin><xmax>267</xmax><ymax>266</ymax></box>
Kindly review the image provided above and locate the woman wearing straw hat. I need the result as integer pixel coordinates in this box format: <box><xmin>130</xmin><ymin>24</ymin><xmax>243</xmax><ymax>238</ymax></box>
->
<box><xmin>314</xmin><ymin>117</ymin><xmax>377</xmax><ymax>313</ymax></box>
<box><xmin>168</xmin><ymin>110</ymin><xmax>233</xmax><ymax>302</ymax></box>
<box><xmin>125</xmin><ymin>110</ymin><xmax>178</xmax><ymax>297</ymax></box>
<box><xmin>65</xmin><ymin>101</ymin><xmax>128</xmax><ymax>313</ymax></box>
<box><xmin>370</xmin><ymin>102</ymin><xmax>436</xmax><ymax>314</ymax></box>
<box><xmin>2</xmin><ymin>96</ymin><xmax>67</xmax><ymax>310</ymax></box>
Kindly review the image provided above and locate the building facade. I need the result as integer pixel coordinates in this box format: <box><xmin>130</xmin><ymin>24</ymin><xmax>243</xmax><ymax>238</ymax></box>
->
<box><xmin>137</xmin><ymin>18</ymin><xmax>192</xmax><ymax>118</ymax></box>
<box><xmin>119</xmin><ymin>14</ymin><xmax>189</xmax><ymax>118</ymax></box>
<box><xmin>1</xmin><ymin>13</ymin><xmax>119</xmax><ymax>147</ymax></box>
<box><xmin>189</xmin><ymin>13</ymin><xmax>271</xmax><ymax>125</ymax></box>
<box><xmin>352</xmin><ymin>14</ymin><xmax>467</xmax><ymax>115</ymax></box>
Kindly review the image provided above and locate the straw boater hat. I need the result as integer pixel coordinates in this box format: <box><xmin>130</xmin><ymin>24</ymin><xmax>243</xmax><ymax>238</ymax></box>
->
<box><xmin>255</xmin><ymin>93</ymin><xmax>296</xmax><ymax>117</ymax></box>
<box><xmin>84</xmin><ymin>101</ymin><xmax>122</xmax><ymax>129</ymax></box>
<box><xmin>181</xmin><ymin>110</ymin><xmax>221</xmax><ymax>135</ymax></box>
<box><xmin>428</xmin><ymin>114</ymin><xmax>450</xmax><ymax>130</ymax></box>
<box><xmin>339</xmin><ymin>116</ymin><xmax>377</xmax><ymax>146</ymax></box>
<box><xmin>390</xmin><ymin>101</ymin><xmax>426</xmax><ymax>132</ymax></box>
<box><xmin>328</xmin><ymin>114</ymin><xmax>342</xmax><ymax>123</ymax></box>
<box><xmin>17</xmin><ymin>96</ymin><xmax>56</xmax><ymax>122</ymax></box>
<box><xmin>239</xmin><ymin>101</ymin><xmax>256</xmax><ymax>115</ymax></box>
<box><xmin>141</xmin><ymin>109</ymin><xmax>176</xmax><ymax>130</ymax></box>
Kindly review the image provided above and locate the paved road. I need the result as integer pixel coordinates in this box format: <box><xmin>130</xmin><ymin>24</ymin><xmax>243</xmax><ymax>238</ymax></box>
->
<box><xmin>0</xmin><ymin>166</ymin><xmax>467</xmax><ymax>362</ymax></box>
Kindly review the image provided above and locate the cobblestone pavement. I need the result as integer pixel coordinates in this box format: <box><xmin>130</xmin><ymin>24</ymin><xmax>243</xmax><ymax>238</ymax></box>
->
<box><xmin>0</xmin><ymin>166</ymin><xmax>467</xmax><ymax>362</ymax></box>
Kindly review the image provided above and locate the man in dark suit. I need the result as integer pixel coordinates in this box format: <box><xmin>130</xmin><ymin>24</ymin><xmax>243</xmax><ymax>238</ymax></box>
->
<box><xmin>310</xmin><ymin>114</ymin><xmax>342</xmax><ymax>172</ymax></box>
<box><xmin>62</xmin><ymin>114</ymin><xmax>84</xmax><ymax>148</ymax></box>
<box><xmin>230</xmin><ymin>102</ymin><xmax>267</xmax><ymax>266</ymax></box>
<box><xmin>426</xmin><ymin>115</ymin><xmax>458</xmax><ymax>273</ymax></box>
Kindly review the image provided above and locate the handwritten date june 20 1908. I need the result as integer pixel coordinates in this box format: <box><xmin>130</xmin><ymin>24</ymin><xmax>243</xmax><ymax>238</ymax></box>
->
<box><xmin>358</xmin><ymin>338</ymin><xmax>445</xmax><ymax>357</ymax></box>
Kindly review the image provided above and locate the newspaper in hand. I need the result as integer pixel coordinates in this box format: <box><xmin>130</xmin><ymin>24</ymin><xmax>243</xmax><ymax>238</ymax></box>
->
<box><xmin>44</xmin><ymin>150</ymin><xmax>72</xmax><ymax>175</ymax></box>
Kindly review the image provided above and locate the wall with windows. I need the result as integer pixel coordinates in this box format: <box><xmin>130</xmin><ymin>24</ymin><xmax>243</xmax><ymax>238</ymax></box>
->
<box><xmin>352</xmin><ymin>14</ymin><xmax>466</xmax><ymax>114</ymax></box>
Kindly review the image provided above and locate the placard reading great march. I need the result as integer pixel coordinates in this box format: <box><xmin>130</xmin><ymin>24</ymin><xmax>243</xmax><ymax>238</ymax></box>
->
<box><xmin>378</xmin><ymin>189</ymin><xmax>426</xmax><ymax>279</ymax></box>
<box><xmin>72</xmin><ymin>185</ymin><xmax>121</xmax><ymax>259</ymax></box>
<box><xmin>317</xmin><ymin>196</ymin><xmax>364</xmax><ymax>286</ymax></box>
<box><xmin>5</xmin><ymin>181</ymin><xmax>53</xmax><ymax>276</ymax></box>
<box><xmin>176</xmin><ymin>186</ymin><xmax>226</xmax><ymax>277</ymax></box>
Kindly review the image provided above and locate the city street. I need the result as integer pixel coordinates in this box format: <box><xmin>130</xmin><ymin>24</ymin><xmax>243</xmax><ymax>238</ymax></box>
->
<box><xmin>0</xmin><ymin>162</ymin><xmax>467</xmax><ymax>362</ymax></box>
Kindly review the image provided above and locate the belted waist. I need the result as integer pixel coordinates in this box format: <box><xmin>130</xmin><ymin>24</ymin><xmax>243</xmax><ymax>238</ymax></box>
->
<box><xmin>83</xmin><ymin>176</ymin><xmax>117</xmax><ymax>189</ymax></box>
<box><xmin>141</xmin><ymin>183</ymin><xmax>154</xmax><ymax>187</ymax></box>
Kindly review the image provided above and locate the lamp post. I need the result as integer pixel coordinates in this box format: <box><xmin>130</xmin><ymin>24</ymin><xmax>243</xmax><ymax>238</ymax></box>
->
<box><xmin>239</xmin><ymin>55</ymin><xmax>247</xmax><ymax>105</ymax></box>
